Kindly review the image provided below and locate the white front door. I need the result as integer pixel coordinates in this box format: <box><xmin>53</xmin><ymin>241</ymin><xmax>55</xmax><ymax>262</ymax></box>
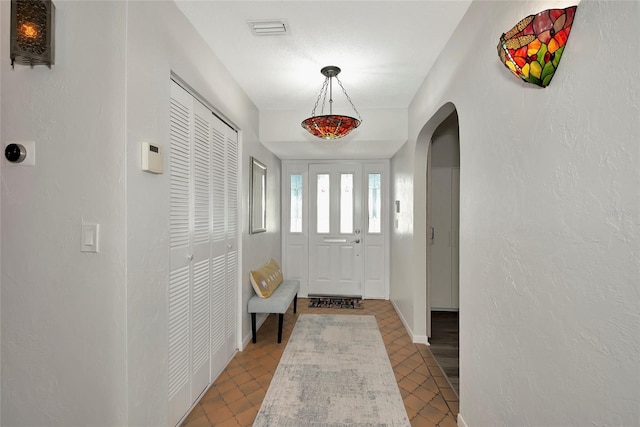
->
<box><xmin>308</xmin><ymin>163</ymin><xmax>363</xmax><ymax>296</ymax></box>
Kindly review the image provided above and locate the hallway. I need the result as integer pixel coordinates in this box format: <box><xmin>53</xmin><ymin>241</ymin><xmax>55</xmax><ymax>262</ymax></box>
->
<box><xmin>182</xmin><ymin>299</ymin><xmax>459</xmax><ymax>426</ymax></box>
<box><xmin>429</xmin><ymin>311</ymin><xmax>459</xmax><ymax>396</ymax></box>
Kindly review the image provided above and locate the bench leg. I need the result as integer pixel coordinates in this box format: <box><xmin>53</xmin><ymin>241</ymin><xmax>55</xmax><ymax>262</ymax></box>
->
<box><xmin>278</xmin><ymin>313</ymin><xmax>284</xmax><ymax>343</ymax></box>
<box><xmin>294</xmin><ymin>293</ymin><xmax>298</xmax><ymax>313</ymax></box>
<box><xmin>251</xmin><ymin>313</ymin><xmax>257</xmax><ymax>343</ymax></box>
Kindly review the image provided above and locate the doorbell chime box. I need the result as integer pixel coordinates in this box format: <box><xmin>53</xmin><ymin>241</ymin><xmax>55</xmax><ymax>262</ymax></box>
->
<box><xmin>141</xmin><ymin>142</ymin><xmax>163</xmax><ymax>174</ymax></box>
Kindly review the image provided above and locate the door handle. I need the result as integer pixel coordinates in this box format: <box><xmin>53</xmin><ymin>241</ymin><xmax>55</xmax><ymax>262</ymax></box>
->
<box><xmin>186</xmin><ymin>254</ymin><xmax>194</xmax><ymax>261</ymax></box>
<box><xmin>429</xmin><ymin>227</ymin><xmax>435</xmax><ymax>240</ymax></box>
<box><xmin>351</xmin><ymin>239</ymin><xmax>360</xmax><ymax>244</ymax></box>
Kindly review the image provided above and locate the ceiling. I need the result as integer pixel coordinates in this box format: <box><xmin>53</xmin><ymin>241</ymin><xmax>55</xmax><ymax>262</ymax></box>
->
<box><xmin>175</xmin><ymin>1</ymin><xmax>472</xmax><ymax>159</ymax></box>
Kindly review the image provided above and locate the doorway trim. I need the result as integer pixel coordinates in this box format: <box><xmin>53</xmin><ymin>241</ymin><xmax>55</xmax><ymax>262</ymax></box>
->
<box><xmin>412</xmin><ymin>102</ymin><xmax>458</xmax><ymax>340</ymax></box>
<box><xmin>281</xmin><ymin>159</ymin><xmax>390</xmax><ymax>300</ymax></box>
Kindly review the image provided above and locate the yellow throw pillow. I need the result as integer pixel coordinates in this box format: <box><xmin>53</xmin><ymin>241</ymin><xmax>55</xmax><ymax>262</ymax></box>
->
<box><xmin>263</xmin><ymin>259</ymin><xmax>283</xmax><ymax>284</ymax></box>
<box><xmin>250</xmin><ymin>259</ymin><xmax>283</xmax><ymax>298</ymax></box>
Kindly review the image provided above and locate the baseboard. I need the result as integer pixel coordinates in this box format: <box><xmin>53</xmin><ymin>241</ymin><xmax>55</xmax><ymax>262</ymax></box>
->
<box><xmin>390</xmin><ymin>299</ymin><xmax>430</xmax><ymax>345</ymax></box>
<box><xmin>241</xmin><ymin>312</ymin><xmax>268</xmax><ymax>350</ymax></box>
<box><xmin>457</xmin><ymin>412</ymin><xmax>469</xmax><ymax>427</ymax></box>
<box><xmin>414</xmin><ymin>335</ymin><xmax>430</xmax><ymax>345</ymax></box>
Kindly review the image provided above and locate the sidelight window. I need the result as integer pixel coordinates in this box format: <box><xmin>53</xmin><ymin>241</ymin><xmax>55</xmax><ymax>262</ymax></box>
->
<box><xmin>290</xmin><ymin>174</ymin><xmax>303</xmax><ymax>233</ymax></box>
<box><xmin>317</xmin><ymin>174</ymin><xmax>330</xmax><ymax>233</ymax></box>
<box><xmin>368</xmin><ymin>173</ymin><xmax>381</xmax><ymax>233</ymax></box>
<box><xmin>340</xmin><ymin>174</ymin><xmax>354</xmax><ymax>234</ymax></box>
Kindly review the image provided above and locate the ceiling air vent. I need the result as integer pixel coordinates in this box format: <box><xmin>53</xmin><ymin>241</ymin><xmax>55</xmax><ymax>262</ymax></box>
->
<box><xmin>248</xmin><ymin>20</ymin><xmax>289</xmax><ymax>36</ymax></box>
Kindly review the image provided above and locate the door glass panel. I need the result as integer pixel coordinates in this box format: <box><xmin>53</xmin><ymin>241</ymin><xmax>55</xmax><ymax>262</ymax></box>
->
<box><xmin>368</xmin><ymin>173</ymin><xmax>381</xmax><ymax>233</ymax></box>
<box><xmin>340</xmin><ymin>173</ymin><xmax>353</xmax><ymax>234</ymax></box>
<box><xmin>317</xmin><ymin>174</ymin><xmax>330</xmax><ymax>233</ymax></box>
<box><xmin>290</xmin><ymin>174</ymin><xmax>303</xmax><ymax>233</ymax></box>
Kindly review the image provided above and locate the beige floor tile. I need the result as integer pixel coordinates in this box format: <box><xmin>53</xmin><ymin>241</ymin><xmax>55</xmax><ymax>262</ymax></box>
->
<box><xmin>438</xmin><ymin>414</ymin><xmax>459</xmax><ymax>427</ymax></box>
<box><xmin>180</xmin><ymin>298</ymin><xmax>458</xmax><ymax>426</ymax></box>
<box><xmin>440</xmin><ymin>386</ymin><xmax>458</xmax><ymax>402</ymax></box>
<box><xmin>447</xmin><ymin>400</ymin><xmax>460</xmax><ymax>416</ymax></box>
<box><xmin>411</xmin><ymin>413</ymin><xmax>438</xmax><ymax>427</ymax></box>
<box><xmin>420</xmin><ymin>402</ymin><xmax>448</xmax><ymax>424</ymax></box>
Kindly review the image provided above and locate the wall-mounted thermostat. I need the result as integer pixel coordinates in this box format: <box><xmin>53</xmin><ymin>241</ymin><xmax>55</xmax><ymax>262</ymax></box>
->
<box><xmin>141</xmin><ymin>142</ymin><xmax>163</xmax><ymax>174</ymax></box>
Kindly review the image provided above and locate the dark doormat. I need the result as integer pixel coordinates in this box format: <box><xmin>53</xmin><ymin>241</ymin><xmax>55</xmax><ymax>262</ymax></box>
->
<box><xmin>308</xmin><ymin>297</ymin><xmax>364</xmax><ymax>309</ymax></box>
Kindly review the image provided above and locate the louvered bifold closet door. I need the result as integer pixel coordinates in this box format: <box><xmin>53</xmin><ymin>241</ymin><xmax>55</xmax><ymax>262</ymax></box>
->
<box><xmin>168</xmin><ymin>81</ymin><xmax>212</xmax><ymax>427</ymax></box>
<box><xmin>210</xmin><ymin>117</ymin><xmax>228</xmax><ymax>379</ymax></box>
<box><xmin>225</xmin><ymin>130</ymin><xmax>239</xmax><ymax>352</ymax></box>
<box><xmin>168</xmin><ymin>82</ymin><xmax>193</xmax><ymax>426</ymax></box>
<box><xmin>209</xmin><ymin>114</ymin><xmax>239</xmax><ymax>376</ymax></box>
<box><xmin>190</xmin><ymin>100</ymin><xmax>212</xmax><ymax>400</ymax></box>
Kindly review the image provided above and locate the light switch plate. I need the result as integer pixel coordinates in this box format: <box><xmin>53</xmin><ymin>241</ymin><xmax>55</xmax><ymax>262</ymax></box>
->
<box><xmin>81</xmin><ymin>223</ymin><xmax>99</xmax><ymax>253</ymax></box>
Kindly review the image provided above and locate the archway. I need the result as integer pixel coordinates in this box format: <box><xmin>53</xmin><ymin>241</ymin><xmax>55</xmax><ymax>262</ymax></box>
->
<box><xmin>427</xmin><ymin>110</ymin><xmax>460</xmax><ymax>396</ymax></box>
<box><xmin>413</xmin><ymin>102</ymin><xmax>460</xmax><ymax>395</ymax></box>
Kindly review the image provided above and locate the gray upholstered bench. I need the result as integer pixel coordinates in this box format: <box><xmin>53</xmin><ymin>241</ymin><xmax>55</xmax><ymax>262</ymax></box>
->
<box><xmin>248</xmin><ymin>279</ymin><xmax>299</xmax><ymax>343</ymax></box>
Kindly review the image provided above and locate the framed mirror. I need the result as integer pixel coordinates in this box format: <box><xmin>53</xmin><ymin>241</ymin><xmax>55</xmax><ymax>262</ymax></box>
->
<box><xmin>250</xmin><ymin>157</ymin><xmax>267</xmax><ymax>233</ymax></box>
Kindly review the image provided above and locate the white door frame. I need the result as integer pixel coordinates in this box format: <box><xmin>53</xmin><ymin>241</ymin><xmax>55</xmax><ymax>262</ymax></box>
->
<box><xmin>281</xmin><ymin>160</ymin><xmax>390</xmax><ymax>299</ymax></box>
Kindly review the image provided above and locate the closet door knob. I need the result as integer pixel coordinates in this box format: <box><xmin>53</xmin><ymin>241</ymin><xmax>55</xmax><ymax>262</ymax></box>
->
<box><xmin>186</xmin><ymin>254</ymin><xmax>194</xmax><ymax>261</ymax></box>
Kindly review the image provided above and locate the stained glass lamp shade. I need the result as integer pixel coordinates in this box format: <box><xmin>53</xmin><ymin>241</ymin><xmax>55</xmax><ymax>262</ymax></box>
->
<box><xmin>301</xmin><ymin>66</ymin><xmax>362</xmax><ymax>140</ymax></box>
<box><xmin>301</xmin><ymin>115</ymin><xmax>361</xmax><ymax>140</ymax></box>
<box><xmin>498</xmin><ymin>6</ymin><xmax>577</xmax><ymax>87</ymax></box>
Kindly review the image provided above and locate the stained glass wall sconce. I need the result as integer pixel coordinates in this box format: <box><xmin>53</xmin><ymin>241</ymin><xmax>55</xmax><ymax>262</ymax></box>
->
<box><xmin>498</xmin><ymin>6</ymin><xmax>577</xmax><ymax>87</ymax></box>
<box><xmin>10</xmin><ymin>0</ymin><xmax>55</xmax><ymax>68</ymax></box>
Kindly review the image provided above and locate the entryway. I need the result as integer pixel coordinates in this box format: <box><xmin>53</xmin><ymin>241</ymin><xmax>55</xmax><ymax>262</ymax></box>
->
<box><xmin>308</xmin><ymin>163</ymin><xmax>363</xmax><ymax>296</ymax></box>
<box><xmin>281</xmin><ymin>160</ymin><xmax>389</xmax><ymax>299</ymax></box>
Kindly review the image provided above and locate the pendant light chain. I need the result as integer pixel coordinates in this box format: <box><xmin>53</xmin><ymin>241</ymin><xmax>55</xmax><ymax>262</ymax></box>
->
<box><xmin>310</xmin><ymin>77</ymin><xmax>329</xmax><ymax>117</ymax></box>
<box><xmin>335</xmin><ymin>75</ymin><xmax>362</xmax><ymax>122</ymax></box>
<box><xmin>310</xmin><ymin>75</ymin><xmax>361</xmax><ymax>122</ymax></box>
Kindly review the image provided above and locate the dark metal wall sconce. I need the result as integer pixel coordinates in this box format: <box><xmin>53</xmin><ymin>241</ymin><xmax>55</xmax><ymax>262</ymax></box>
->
<box><xmin>10</xmin><ymin>0</ymin><xmax>55</xmax><ymax>68</ymax></box>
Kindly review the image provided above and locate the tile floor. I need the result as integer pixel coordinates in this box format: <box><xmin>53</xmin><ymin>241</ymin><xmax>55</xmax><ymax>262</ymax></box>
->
<box><xmin>181</xmin><ymin>298</ymin><xmax>459</xmax><ymax>427</ymax></box>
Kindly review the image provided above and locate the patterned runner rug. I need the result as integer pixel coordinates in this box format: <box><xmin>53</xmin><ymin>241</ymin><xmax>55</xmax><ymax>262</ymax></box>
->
<box><xmin>308</xmin><ymin>297</ymin><xmax>364</xmax><ymax>309</ymax></box>
<box><xmin>253</xmin><ymin>314</ymin><xmax>410</xmax><ymax>426</ymax></box>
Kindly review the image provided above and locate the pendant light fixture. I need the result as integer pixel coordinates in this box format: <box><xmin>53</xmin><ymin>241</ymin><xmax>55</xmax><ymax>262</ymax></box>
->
<box><xmin>301</xmin><ymin>66</ymin><xmax>362</xmax><ymax>140</ymax></box>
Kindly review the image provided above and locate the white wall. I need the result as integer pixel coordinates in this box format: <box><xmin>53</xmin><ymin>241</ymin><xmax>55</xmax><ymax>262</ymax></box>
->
<box><xmin>1</xmin><ymin>1</ymin><xmax>281</xmax><ymax>425</ymax></box>
<box><xmin>391</xmin><ymin>102</ymin><xmax>453</xmax><ymax>342</ymax></box>
<box><xmin>391</xmin><ymin>1</ymin><xmax>640</xmax><ymax>425</ymax></box>
<box><xmin>1</xmin><ymin>2</ymin><xmax>128</xmax><ymax>425</ymax></box>
<box><xmin>125</xmin><ymin>2</ymin><xmax>280</xmax><ymax>425</ymax></box>
<box><xmin>241</xmin><ymin>147</ymin><xmax>281</xmax><ymax>348</ymax></box>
